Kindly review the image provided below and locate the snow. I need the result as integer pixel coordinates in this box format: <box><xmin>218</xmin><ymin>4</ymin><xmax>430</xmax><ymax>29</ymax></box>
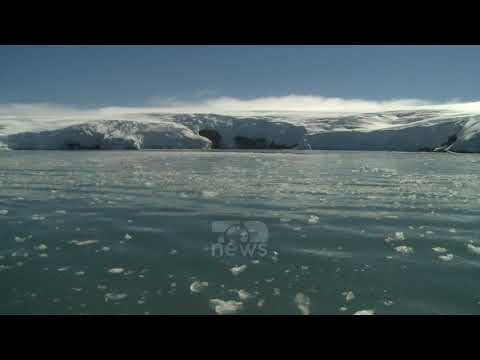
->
<box><xmin>4</xmin><ymin>108</ymin><xmax>480</xmax><ymax>151</ymax></box>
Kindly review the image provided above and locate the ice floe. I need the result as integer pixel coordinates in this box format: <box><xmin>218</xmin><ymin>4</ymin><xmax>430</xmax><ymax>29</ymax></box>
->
<box><xmin>209</xmin><ymin>299</ymin><xmax>244</xmax><ymax>315</ymax></box>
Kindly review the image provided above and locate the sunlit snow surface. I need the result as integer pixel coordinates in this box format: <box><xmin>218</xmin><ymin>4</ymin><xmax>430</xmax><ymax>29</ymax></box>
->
<box><xmin>1</xmin><ymin>150</ymin><xmax>480</xmax><ymax>314</ymax></box>
<box><xmin>3</xmin><ymin>108</ymin><xmax>480</xmax><ymax>151</ymax></box>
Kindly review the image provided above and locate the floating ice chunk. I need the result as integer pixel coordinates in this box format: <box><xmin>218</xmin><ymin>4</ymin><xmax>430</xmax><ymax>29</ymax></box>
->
<box><xmin>294</xmin><ymin>292</ymin><xmax>311</xmax><ymax>315</ymax></box>
<box><xmin>75</xmin><ymin>271</ymin><xmax>85</xmax><ymax>276</ymax></box>
<box><xmin>105</xmin><ymin>293</ymin><xmax>128</xmax><ymax>302</ymax></box>
<box><xmin>394</xmin><ymin>246</ymin><xmax>414</xmax><ymax>255</ymax></box>
<box><xmin>201</xmin><ymin>191</ymin><xmax>219</xmax><ymax>198</ymax></box>
<box><xmin>209</xmin><ymin>299</ymin><xmax>243</xmax><ymax>315</ymax></box>
<box><xmin>425</xmin><ymin>231</ymin><xmax>434</xmax><ymax>235</ymax></box>
<box><xmin>432</xmin><ymin>247</ymin><xmax>447</xmax><ymax>253</ymax></box>
<box><xmin>39</xmin><ymin>253</ymin><xmax>48</xmax><ymax>258</ymax></box>
<box><xmin>108</xmin><ymin>268</ymin><xmax>125</xmax><ymax>274</ymax></box>
<box><xmin>439</xmin><ymin>254</ymin><xmax>454</xmax><ymax>262</ymax></box>
<box><xmin>237</xmin><ymin>289</ymin><xmax>253</xmax><ymax>301</ymax></box>
<box><xmin>467</xmin><ymin>244</ymin><xmax>480</xmax><ymax>255</ymax></box>
<box><xmin>342</xmin><ymin>291</ymin><xmax>355</xmax><ymax>303</ymax></box>
<box><xmin>55</xmin><ymin>210</ymin><xmax>67</xmax><ymax>215</ymax></box>
<box><xmin>101</xmin><ymin>246</ymin><xmax>110</xmax><ymax>252</ymax></box>
<box><xmin>257</xmin><ymin>299</ymin><xmax>265</xmax><ymax>307</ymax></box>
<box><xmin>14</xmin><ymin>236</ymin><xmax>26</xmax><ymax>243</ymax></box>
<box><xmin>385</xmin><ymin>231</ymin><xmax>405</xmax><ymax>243</ymax></box>
<box><xmin>31</xmin><ymin>214</ymin><xmax>46</xmax><ymax>221</ymax></box>
<box><xmin>124</xmin><ymin>233</ymin><xmax>132</xmax><ymax>241</ymax></box>
<box><xmin>70</xmin><ymin>240</ymin><xmax>98</xmax><ymax>246</ymax></box>
<box><xmin>354</xmin><ymin>309</ymin><xmax>375</xmax><ymax>315</ymax></box>
<box><xmin>339</xmin><ymin>307</ymin><xmax>348</xmax><ymax>312</ymax></box>
<box><xmin>190</xmin><ymin>281</ymin><xmax>209</xmax><ymax>294</ymax></box>
<box><xmin>383</xmin><ymin>300</ymin><xmax>394</xmax><ymax>307</ymax></box>
<box><xmin>230</xmin><ymin>264</ymin><xmax>247</xmax><ymax>276</ymax></box>
<box><xmin>448</xmin><ymin>228</ymin><xmax>457</xmax><ymax>233</ymax></box>
<box><xmin>35</xmin><ymin>244</ymin><xmax>48</xmax><ymax>251</ymax></box>
<box><xmin>57</xmin><ymin>267</ymin><xmax>69</xmax><ymax>272</ymax></box>
<box><xmin>307</xmin><ymin>215</ymin><xmax>320</xmax><ymax>224</ymax></box>
<box><xmin>273</xmin><ymin>288</ymin><xmax>281</xmax><ymax>296</ymax></box>
<box><xmin>0</xmin><ymin>209</ymin><xmax>8</xmax><ymax>215</ymax></box>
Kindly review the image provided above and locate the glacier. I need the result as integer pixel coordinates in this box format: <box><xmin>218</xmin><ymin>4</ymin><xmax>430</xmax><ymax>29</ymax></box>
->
<box><xmin>2</xmin><ymin>107</ymin><xmax>480</xmax><ymax>152</ymax></box>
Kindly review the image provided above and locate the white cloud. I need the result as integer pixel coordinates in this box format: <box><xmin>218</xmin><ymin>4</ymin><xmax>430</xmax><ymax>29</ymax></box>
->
<box><xmin>2</xmin><ymin>95</ymin><xmax>480</xmax><ymax>134</ymax></box>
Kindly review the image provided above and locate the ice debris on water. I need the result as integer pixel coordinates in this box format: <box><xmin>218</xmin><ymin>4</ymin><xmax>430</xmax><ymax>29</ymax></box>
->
<box><xmin>0</xmin><ymin>210</ymin><xmax>8</xmax><ymax>215</ymax></box>
<box><xmin>35</xmin><ymin>244</ymin><xmax>48</xmax><ymax>251</ymax></box>
<box><xmin>70</xmin><ymin>240</ymin><xmax>98</xmax><ymax>246</ymax></box>
<box><xmin>342</xmin><ymin>291</ymin><xmax>355</xmax><ymax>303</ymax></box>
<box><xmin>439</xmin><ymin>254</ymin><xmax>454</xmax><ymax>262</ymax></box>
<box><xmin>108</xmin><ymin>268</ymin><xmax>125</xmax><ymax>274</ymax></box>
<box><xmin>394</xmin><ymin>246</ymin><xmax>414</xmax><ymax>255</ymax></box>
<box><xmin>105</xmin><ymin>293</ymin><xmax>128</xmax><ymax>302</ymax></box>
<box><xmin>467</xmin><ymin>244</ymin><xmax>480</xmax><ymax>255</ymax></box>
<box><xmin>307</xmin><ymin>215</ymin><xmax>319</xmax><ymax>224</ymax></box>
<box><xmin>354</xmin><ymin>309</ymin><xmax>375</xmax><ymax>315</ymax></box>
<box><xmin>209</xmin><ymin>299</ymin><xmax>243</xmax><ymax>315</ymax></box>
<box><xmin>432</xmin><ymin>247</ymin><xmax>447</xmax><ymax>253</ymax></box>
<box><xmin>294</xmin><ymin>292</ymin><xmax>311</xmax><ymax>315</ymax></box>
<box><xmin>230</xmin><ymin>264</ymin><xmax>247</xmax><ymax>276</ymax></box>
<box><xmin>385</xmin><ymin>232</ymin><xmax>405</xmax><ymax>243</ymax></box>
<box><xmin>190</xmin><ymin>281</ymin><xmax>209</xmax><ymax>294</ymax></box>
<box><xmin>124</xmin><ymin>233</ymin><xmax>132</xmax><ymax>241</ymax></box>
<box><xmin>237</xmin><ymin>289</ymin><xmax>253</xmax><ymax>301</ymax></box>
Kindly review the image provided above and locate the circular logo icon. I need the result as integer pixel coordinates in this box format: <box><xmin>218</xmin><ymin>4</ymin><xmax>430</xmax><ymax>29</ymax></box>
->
<box><xmin>224</xmin><ymin>223</ymin><xmax>250</xmax><ymax>244</ymax></box>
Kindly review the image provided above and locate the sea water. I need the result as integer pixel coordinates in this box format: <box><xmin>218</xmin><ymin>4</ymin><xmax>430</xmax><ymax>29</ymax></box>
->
<box><xmin>1</xmin><ymin>150</ymin><xmax>480</xmax><ymax>315</ymax></box>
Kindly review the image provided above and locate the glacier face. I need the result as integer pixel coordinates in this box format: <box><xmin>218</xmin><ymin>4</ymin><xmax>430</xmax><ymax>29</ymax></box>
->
<box><xmin>6</xmin><ymin>120</ymin><xmax>212</xmax><ymax>150</ymax></box>
<box><xmin>3</xmin><ymin>109</ymin><xmax>480</xmax><ymax>152</ymax></box>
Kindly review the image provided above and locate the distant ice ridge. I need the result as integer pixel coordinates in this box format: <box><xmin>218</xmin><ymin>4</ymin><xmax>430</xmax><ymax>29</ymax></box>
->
<box><xmin>4</xmin><ymin>109</ymin><xmax>480</xmax><ymax>151</ymax></box>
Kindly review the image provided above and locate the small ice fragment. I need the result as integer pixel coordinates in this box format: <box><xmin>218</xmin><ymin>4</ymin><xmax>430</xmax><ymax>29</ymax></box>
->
<box><xmin>209</xmin><ymin>299</ymin><xmax>243</xmax><ymax>315</ymax></box>
<box><xmin>0</xmin><ymin>209</ymin><xmax>8</xmax><ymax>215</ymax></box>
<box><xmin>31</xmin><ymin>214</ymin><xmax>45</xmax><ymax>221</ymax></box>
<box><xmin>39</xmin><ymin>253</ymin><xmax>48</xmax><ymax>258</ymax></box>
<box><xmin>35</xmin><ymin>244</ymin><xmax>48</xmax><ymax>251</ymax></box>
<box><xmin>467</xmin><ymin>244</ymin><xmax>480</xmax><ymax>255</ymax></box>
<box><xmin>394</xmin><ymin>246</ymin><xmax>414</xmax><ymax>255</ymax></box>
<box><xmin>101</xmin><ymin>246</ymin><xmax>110</xmax><ymax>252</ymax></box>
<box><xmin>448</xmin><ymin>228</ymin><xmax>456</xmax><ymax>233</ymax></box>
<box><xmin>307</xmin><ymin>215</ymin><xmax>319</xmax><ymax>224</ymax></box>
<box><xmin>71</xmin><ymin>240</ymin><xmax>98</xmax><ymax>246</ymax></box>
<box><xmin>169</xmin><ymin>249</ymin><xmax>178</xmax><ymax>255</ymax></box>
<box><xmin>105</xmin><ymin>293</ymin><xmax>127</xmax><ymax>302</ymax></box>
<box><xmin>383</xmin><ymin>300</ymin><xmax>394</xmax><ymax>306</ymax></box>
<box><xmin>55</xmin><ymin>210</ymin><xmax>67</xmax><ymax>215</ymax></box>
<box><xmin>339</xmin><ymin>307</ymin><xmax>348</xmax><ymax>312</ymax></box>
<box><xmin>124</xmin><ymin>233</ymin><xmax>132</xmax><ymax>241</ymax></box>
<box><xmin>75</xmin><ymin>271</ymin><xmax>85</xmax><ymax>276</ymax></box>
<box><xmin>108</xmin><ymin>268</ymin><xmax>125</xmax><ymax>274</ymax></box>
<box><xmin>230</xmin><ymin>264</ymin><xmax>247</xmax><ymax>276</ymax></box>
<box><xmin>354</xmin><ymin>309</ymin><xmax>375</xmax><ymax>315</ymax></box>
<box><xmin>342</xmin><ymin>291</ymin><xmax>355</xmax><ymax>303</ymax></box>
<box><xmin>201</xmin><ymin>191</ymin><xmax>219</xmax><ymax>198</ymax></box>
<box><xmin>425</xmin><ymin>231</ymin><xmax>434</xmax><ymax>235</ymax></box>
<box><xmin>395</xmin><ymin>232</ymin><xmax>405</xmax><ymax>241</ymax></box>
<box><xmin>294</xmin><ymin>292</ymin><xmax>311</xmax><ymax>315</ymax></box>
<box><xmin>273</xmin><ymin>288</ymin><xmax>281</xmax><ymax>296</ymax></box>
<box><xmin>14</xmin><ymin>236</ymin><xmax>26</xmax><ymax>243</ymax></box>
<box><xmin>57</xmin><ymin>267</ymin><xmax>69</xmax><ymax>272</ymax></box>
<box><xmin>190</xmin><ymin>281</ymin><xmax>209</xmax><ymax>294</ymax></box>
<box><xmin>257</xmin><ymin>299</ymin><xmax>265</xmax><ymax>307</ymax></box>
<box><xmin>237</xmin><ymin>289</ymin><xmax>253</xmax><ymax>301</ymax></box>
<box><xmin>439</xmin><ymin>254</ymin><xmax>454</xmax><ymax>262</ymax></box>
<box><xmin>432</xmin><ymin>247</ymin><xmax>447</xmax><ymax>253</ymax></box>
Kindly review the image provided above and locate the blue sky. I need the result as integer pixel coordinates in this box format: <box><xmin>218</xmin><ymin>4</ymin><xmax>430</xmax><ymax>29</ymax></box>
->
<box><xmin>1</xmin><ymin>45</ymin><xmax>479</xmax><ymax>108</ymax></box>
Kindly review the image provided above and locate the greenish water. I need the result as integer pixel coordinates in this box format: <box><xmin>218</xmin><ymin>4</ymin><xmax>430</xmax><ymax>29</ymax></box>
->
<box><xmin>1</xmin><ymin>150</ymin><xmax>480</xmax><ymax>315</ymax></box>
